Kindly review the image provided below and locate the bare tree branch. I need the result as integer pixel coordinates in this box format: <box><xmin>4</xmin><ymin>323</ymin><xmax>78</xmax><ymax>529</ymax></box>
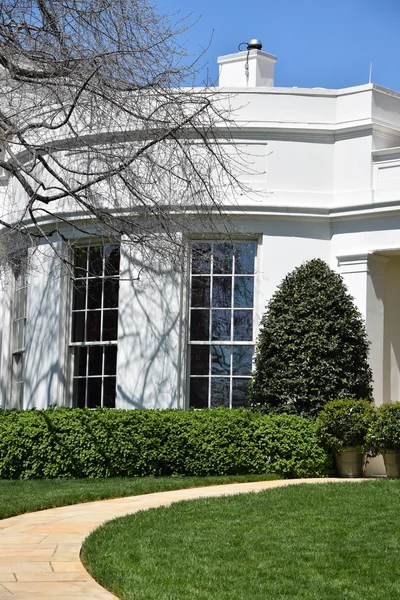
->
<box><xmin>0</xmin><ymin>0</ymin><xmax>249</xmax><ymax>272</ymax></box>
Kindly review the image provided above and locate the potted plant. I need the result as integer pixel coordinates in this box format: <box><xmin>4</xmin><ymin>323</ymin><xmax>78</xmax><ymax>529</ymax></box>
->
<box><xmin>366</xmin><ymin>402</ymin><xmax>400</xmax><ymax>478</ymax></box>
<box><xmin>317</xmin><ymin>399</ymin><xmax>374</xmax><ymax>478</ymax></box>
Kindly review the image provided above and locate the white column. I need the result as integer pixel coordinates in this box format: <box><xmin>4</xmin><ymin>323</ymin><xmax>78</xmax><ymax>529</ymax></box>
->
<box><xmin>337</xmin><ymin>253</ymin><xmax>388</xmax><ymax>405</ymax></box>
<box><xmin>338</xmin><ymin>253</ymin><xmax>388</xmax><ymax>477</ymax></box>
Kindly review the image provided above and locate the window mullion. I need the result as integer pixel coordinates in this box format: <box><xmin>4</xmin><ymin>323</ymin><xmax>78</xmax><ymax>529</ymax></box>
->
<box><xmin>71</xmin><ymin>244</ymin><xmax>120</xmax><ymax>409</ymax></box>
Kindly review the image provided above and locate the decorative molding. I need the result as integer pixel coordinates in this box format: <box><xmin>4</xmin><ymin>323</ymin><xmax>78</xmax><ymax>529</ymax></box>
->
<box><xmin>372</xmin><ymin>146</ymin><xmax>400</xmax><ymax>162</ymax></box>
<box><xmin>217</xmin><ymin>50</ymin><xmax>277</xmax><ymax>66</ymax></box>
<box><xmin>337</xmin><ymin>252</ymin><xmax>389</xmax><ymax>275</ymax></box>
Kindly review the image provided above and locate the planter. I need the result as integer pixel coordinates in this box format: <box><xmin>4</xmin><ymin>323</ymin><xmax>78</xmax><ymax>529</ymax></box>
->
<box><xmin>336</xmin><ymin>447</ymin><xmax>365</xmax><ymax>478</ymax></box>
<box><xmin>383</xmin><ymin>450</ymin><xmax>400</xmax><ymax>478</ymax></box>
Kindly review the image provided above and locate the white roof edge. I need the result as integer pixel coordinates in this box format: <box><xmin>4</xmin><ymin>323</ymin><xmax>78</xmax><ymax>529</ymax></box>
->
<box><xmin>184</xmin><ymin>83</ymin><xmax>400</xmax><ymax>98</ymax></box>
<box><xmin>213</xmin><ymin>83</ymin><xmax>376</xmax><ymax>97</ymax></box>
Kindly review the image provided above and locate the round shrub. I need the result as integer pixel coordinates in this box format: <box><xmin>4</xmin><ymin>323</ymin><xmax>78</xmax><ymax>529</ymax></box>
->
<box><xmin>366</xmin><ymin>402</ymin><xmax>400</xmax><ymax>455</ymax></box>
<box><xmin>250</xmin><ymin>258</ymin><xmax>373</xmax><ymax>417</ymax></box>
<box><xmin>317</xmin><ymin>399</ymin><xmax>374</xmax><ymax>454</ymax></box>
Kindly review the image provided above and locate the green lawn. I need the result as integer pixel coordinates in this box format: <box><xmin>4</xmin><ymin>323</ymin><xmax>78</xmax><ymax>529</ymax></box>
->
<box><xmin>0</xmin><ymin>474</ymin><xmax>279</xmax><ymax>519</ymax></box>
<box><xmin>82</xmin><ymin>480</ymin><xmax>400</xmax><ymax>600</ymax></box>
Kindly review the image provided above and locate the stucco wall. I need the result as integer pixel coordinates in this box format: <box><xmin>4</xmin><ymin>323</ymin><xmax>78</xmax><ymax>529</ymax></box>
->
<box><xmin>23</xmin><ymin>243</ymin><xmax>68</xmax><ymax>409</ymax></box>
<box><xmin>116</xmin><ymin>242</ymin><xmax>184</xmax><ymax>409</ymax></box>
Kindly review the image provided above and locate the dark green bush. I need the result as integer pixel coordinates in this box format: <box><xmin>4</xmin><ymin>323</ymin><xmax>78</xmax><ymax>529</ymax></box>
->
<box><xmin>0</xmin><ymin>407</ymin><xmax>332</xmax><ymax>479</ymax></box>
<box><xmin>250</xmin><ymin>259</ymin><xmax>373</xmax><ymax>417</ymax></box>
<box><xmin>366</xmin><ymin>402</ymin><xmax>400</xmax><ymax>454</ymax></box>
<box><xmin>317</xmin><ymin>399</ymin><xmax>374</xmax><ymax>453</ymax></box>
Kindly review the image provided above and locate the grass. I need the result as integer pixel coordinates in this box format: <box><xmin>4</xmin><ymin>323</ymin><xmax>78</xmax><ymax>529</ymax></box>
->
<box><xmin>0</xmin><ymin>474</ymin><xmax>279</xmax><ymax>520</ymax></box>
<box><xmin>82</xmin><ymin>480</ymin><xmax>400</xmax><ymax>600</ymax></box>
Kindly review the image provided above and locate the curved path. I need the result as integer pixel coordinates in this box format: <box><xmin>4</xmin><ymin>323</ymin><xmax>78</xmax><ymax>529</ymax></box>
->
<box><xmin>0</xmin><ymin>477</ymin><xmax>367</xmax><ymax>599</ymax></box>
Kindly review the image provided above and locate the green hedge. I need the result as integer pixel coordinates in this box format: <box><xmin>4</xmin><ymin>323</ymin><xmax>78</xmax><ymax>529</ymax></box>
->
<box><xmin>0</xmin><ymin>408</ymin><xmax>332</xmax><ymax>480</ymax></box>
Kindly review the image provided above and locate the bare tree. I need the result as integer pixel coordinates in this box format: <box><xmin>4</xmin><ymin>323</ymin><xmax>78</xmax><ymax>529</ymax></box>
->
<box><xmin>0</xmin><ymin>0</ymin><xmax>244</xmax><ymax>272</ymax></box>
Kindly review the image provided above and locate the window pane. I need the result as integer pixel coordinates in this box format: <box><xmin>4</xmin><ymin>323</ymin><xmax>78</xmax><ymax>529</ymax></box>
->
<box><xmin>74</xmin><ymin>247</ymin><xmax>87</xmax><ymax>278</ymax></box>
<box><xmin>15</xmin><ymin>288</ymin><xmax>25</xmax><ymax>319</ymax></box>
<box><xmin>190</xmin><ymin>345</ymin><xmax>209</xmax><ymax>375</ymax></box>
<box><xmin>212</xmin><ymin>277</ymin><xmax>232</xmax><ymax>308</ymax></box>
<box><xmin>13</xmin><ymin>352</ymin><xmax>23</xmax><ymax>380</ymax></box>
<box><xmin>103</xmin><ymin>279</ymin><xmax>119</xmax><ymax>308</ymax></box>
<box><xmin>72</xmin><ymin>311</ymin><xmax>85</xmax><ymax>342</ymax></box>
<box><xmin>104</xmin><ymin>246</ymin><xmax>120</xmax><ymax>275</ymax></box>
<box><xmin>104</xmin><ymin>346</ymin><xmax>117</xmax><ymax>375</ymax></box>
<box><xmin>232</xmin><ymin>346</ymin><xmax>253</xmax><ymax>375</ymax></box>
<box><xmin>233</xmin><ymin>311</ymin><xmax>253</xmax><ymax>341</ymax></box>
<box><xmin>211</xmin><ymin>378</ymin><xmax>230</xmax><ymax>408</ymax></box>
<box><xmin>211</xmin><ymin>310</ymin><xmax>231</xmax><ymax>341</ymax></box>
<box><xmin>86</xmin><ymin>310</ymin><xmax>101</xmax><ymax>341</ymax></box>
<box><xmin>88</xmin><ymin>345</ymin><xmax>103</xmax><ymax>376</ymax></box>
<box><xmin>13</xmin><ymin>320</ymin><xmax>24</xmax><ymax>350</ymax></box>
<box><xmin>88</xmin><ymin>247</ymin><xmax>103</xmax><ymax>276</ymax></box>
<box><xmin>192</xmin><ymin>244</ymin><xmax>211</xmax><ymax>274</ymax></box>
<box><xmin>73</xmin><ymin>280</ymin><xmax>86</xmax><ymax>311</ymax></box>
<box><xmin>87</xmin><ymin>377</ymin><xmax>102</xmax><ymax>408</ymax></box>
<box><xmin>87</xmin><ymin>279</ymin><xmax>102</xmax><ymax>309</ymax></box>
<box><xmin>190</xmin><ymin>310</ymin><xmax>209</xmax><ymax>341</ymax></box>
<box><xmin>190</xmin><ymin>378</ymin><xmax>209</xmax><ymax>408</ymax></box>
<box><xmin>234</xmin><ymin>243</ymin><xmax>255</xmax><ymax>274</ymax></box>
<box><xmin>74</xmin><ymin>347</ymin><xmax>87</xmax><ymax>377</ymax></box>
<box><xmin>191</xmin><ymin>277</ymin><xmax>210</xmax><ymax>308</ymax></box>
<box><xmin>232</xmin><ymin>379</ymin><xmax>250</xmax><ymax>408</ymax></box>
<box><xmin>12</xmin><ymin>321</ymin><xmax>18</xmax><ymax>350</ymax></box>
<box><xmin>103</xmin><ymin>377</ymin><xmax>116</xmax><ymax>408</ymax></box>
<box><xmin>211</xmin><ymin>345</ymin><xmax>231</xmax><ymax>375</ymax></box>
<box><xmin>102</xmin><ymin>310</ymin><xmax>118</xmax><ymax>341</ymax></box>
<box><xmin>234</xmin><ymin>277</ymin><xmax>254</xmax><ymax>308</ymax></box>
<box><xmin>213</xmin><ymin>243</ymin><xmax>233</xmax><ymax>274</ymax></box>
<box><xmin>73</xmin><ymin>378</ymin><xmax>86</xmax><ymax>408</ymax></box>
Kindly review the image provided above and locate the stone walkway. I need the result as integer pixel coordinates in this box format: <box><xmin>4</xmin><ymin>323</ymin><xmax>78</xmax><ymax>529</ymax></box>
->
<box><xmin>0</xmin><ymin>477</ymin><xmax>366</xmax><ymax>599</ymax></box>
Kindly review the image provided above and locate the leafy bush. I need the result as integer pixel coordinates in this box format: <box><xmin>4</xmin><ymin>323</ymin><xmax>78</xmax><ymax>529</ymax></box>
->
<box><xmin>366</xmin><ymin>402</ymin><xmax>400</xmax><ymax>455</ymax></box>
<box><xmin>317</xmin><ymin>399</ymin><xmax>374</xmax><ymax>453</ymax></box>
<box><xmin>0</xmin><ymin>407</ymin><xmax>332</xmax><ymax>479</ymax></box>
<box><xmin>250</xmin><ymin>258</ymin><xmax>373</xmax><ymax>417</ymax></box>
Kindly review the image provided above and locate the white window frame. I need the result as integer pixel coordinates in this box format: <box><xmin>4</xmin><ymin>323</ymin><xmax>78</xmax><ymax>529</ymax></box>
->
<box><xmin>187</xmin><ymin>240</ymin><xmax>258</xmax><ymax>409</ymax></box>
<box><xmin>69</xmin><ymin>243</ymin><xmax>120</xmax><ymax>409</ymax></box>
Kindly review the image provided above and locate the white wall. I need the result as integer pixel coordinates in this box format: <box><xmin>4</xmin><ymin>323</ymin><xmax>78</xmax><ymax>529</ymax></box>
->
<box><xmin>116</xmin><ymin>242</ymin><xmax>184</xmax><ymax>409</ymax></box>
<box><xmin>23</xmin><ymin>243</ymin><xmax>68</xmax><ymax>409</ymax></box>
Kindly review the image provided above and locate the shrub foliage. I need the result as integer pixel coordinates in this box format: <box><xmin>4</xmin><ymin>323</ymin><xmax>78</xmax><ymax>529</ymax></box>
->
<box><xmin>0</xmin><ymin>408</ymin><xmax>332</xmax><ymax>480</ymax></box>
<box><xmin>316</xmin><ymin>399</ymin><xmax>374</xmax><ymax>453</ymax></box>
<box><xmin>250</xmin><ymin>259</ymin><xmax>373</xmax><ymax>416</ymax></box>
<box><xmin>366</xmin><ymin>402</ymin><xmax>400</xmax><ymax>454</ymax></box>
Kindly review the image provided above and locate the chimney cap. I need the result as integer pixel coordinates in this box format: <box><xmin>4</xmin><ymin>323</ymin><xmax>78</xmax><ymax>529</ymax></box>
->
<box><xmin>247</xmin><ymin>39</ymin><xmax>262</xmax><ymax>50</ymax></box>
<box><xmin>238</xmin><ymin>39</ymin><xmax>263</xmax><ymax>52</ymax></box>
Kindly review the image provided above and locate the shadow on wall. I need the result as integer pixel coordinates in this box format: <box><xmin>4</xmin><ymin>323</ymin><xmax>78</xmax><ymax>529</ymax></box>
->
<box><xmin>116</xmin><ymin>253</ymin><xmax>183</xmax><ymax>410</ymax></box>
<box><xmin>383</xmin><ymin>255</ymin><xmax>400</xmax><ymax>404</ymax></box>
<box><xmin>23</xmin><ymin>248</ymin><xmax>66</xmax><ymax>409</ymax></box>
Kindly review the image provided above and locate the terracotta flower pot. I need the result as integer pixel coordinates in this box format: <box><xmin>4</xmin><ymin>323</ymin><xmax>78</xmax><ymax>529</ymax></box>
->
<box><xmin>336</xmin><ymin>447</ymin><xmax>365</xmax><ymax>478</ymax></box>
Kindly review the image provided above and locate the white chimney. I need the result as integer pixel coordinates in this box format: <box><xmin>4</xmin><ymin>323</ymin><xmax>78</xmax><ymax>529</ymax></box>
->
<box><xmin>218</xmin><ymin>39</ymin><xmax>277</xmax><ymax>88</ymax></box>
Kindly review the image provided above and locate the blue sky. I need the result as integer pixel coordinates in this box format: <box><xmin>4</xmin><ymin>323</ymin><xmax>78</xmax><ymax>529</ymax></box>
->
<box><xmin>160</xmin><ymin>0</ymin><xmax>400</xmax><ymax>90</ymax></box>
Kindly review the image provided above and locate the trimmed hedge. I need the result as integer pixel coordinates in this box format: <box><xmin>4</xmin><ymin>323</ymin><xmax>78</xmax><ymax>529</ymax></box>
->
<box><xmin>0</xmin><ymin>408</ymin><xmax>332</xmax><ymax>480</ymax></box>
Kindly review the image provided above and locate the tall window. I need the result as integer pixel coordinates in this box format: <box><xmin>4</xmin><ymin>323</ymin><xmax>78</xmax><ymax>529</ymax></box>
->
<box><xmin>11</xmin><ymin>257</ymin><xmax>28</xmax><ymax>409</ymax></box>
<box><xmin>70</xmin><ymin>245</ymin><xmax>120</xmax><ymax>408</ymax></box>
<box><xmin>189</xmin><ymin>242</ymin><xmax>256</xmax><ymax>408</ymax></box>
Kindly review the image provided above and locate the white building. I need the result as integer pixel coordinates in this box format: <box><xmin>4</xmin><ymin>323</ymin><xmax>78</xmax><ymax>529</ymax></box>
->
<box><xmin>1</xmin><ymin>42</ymin><xmax>400</xmax><ymax>418</ymax></box>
